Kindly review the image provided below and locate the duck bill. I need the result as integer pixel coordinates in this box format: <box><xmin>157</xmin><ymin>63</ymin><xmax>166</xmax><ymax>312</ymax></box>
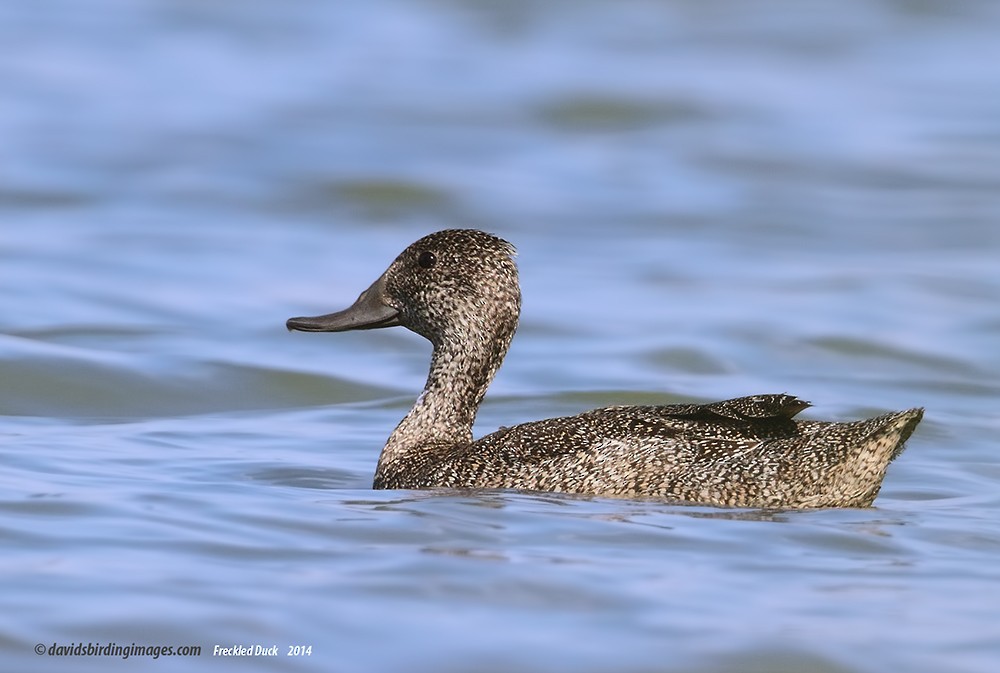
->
<box><xmin>286</xmin><ymin>274</ymin><xmax>401</xmax><ymax>333</ymax></box>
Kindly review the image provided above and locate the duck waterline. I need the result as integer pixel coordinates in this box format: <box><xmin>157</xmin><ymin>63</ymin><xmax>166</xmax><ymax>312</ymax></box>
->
<box><xmin>287</xmin><ymin>229</ymin><xmax>923</xmax><ymax>508</ymax></box>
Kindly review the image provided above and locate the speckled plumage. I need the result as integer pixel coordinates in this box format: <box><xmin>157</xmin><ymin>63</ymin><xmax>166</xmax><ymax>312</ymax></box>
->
<box><xmin>288</xmin><ymin>229</ymin><xmax>923</xmax><ymax>508</ymax></box>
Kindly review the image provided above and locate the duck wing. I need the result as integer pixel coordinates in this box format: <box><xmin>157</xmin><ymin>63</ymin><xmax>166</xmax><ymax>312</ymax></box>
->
<box><xmin>441</xmin><ymin>394</ymin><xmax>918</xmax><ymax>507</ymax></box>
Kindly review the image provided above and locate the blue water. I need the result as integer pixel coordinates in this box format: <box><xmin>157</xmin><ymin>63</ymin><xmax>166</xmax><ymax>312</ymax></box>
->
<box><xmin>3</xmin><ymin>1</ymin><xmax>1000</xmax><ymax>671</ymax></box>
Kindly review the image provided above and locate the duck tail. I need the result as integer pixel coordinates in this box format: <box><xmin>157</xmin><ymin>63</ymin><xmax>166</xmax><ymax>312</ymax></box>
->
<box><xmin>880</xmin><ymin>407</ymin><xmax>924</xmax><ymax>461</ymax></box>
<box><xmin>808</xmin><ymin>407</ymin><xmax>924</xmax><ymax>508</ymax></box>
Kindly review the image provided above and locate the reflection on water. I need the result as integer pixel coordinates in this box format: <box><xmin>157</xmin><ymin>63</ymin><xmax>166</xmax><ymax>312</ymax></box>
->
<box><xmin>3</xmin><ymin>1</ymin><xmax>1000</xmax><ymax>672</ymax></box>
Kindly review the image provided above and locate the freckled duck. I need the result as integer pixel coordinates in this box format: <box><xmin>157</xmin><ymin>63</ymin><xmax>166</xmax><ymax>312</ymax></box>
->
<box><xmin>287</xmin><ymin>229</ymin><xmax>923</xmax><ymax>508</ymax></box>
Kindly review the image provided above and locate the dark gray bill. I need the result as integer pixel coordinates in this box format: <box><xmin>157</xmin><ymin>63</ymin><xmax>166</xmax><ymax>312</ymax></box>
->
<box><xmin>286</xmin><ymin>275</ymin><xmax>400</xmax><ymax>333</ymax></box>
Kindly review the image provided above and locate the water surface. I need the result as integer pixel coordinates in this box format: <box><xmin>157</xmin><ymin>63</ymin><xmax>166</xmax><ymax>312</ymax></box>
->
<box><xmin>3</xmin><ymin>1</ymin><xmax>1000</xmax><ymax>672</ymax></box>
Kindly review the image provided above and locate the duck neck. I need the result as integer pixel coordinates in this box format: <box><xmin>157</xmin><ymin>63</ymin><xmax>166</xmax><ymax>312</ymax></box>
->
<box><xmin>379</xmin><ymin>320</ymin><xmax>516</xmax><ymax>469</ymax></box>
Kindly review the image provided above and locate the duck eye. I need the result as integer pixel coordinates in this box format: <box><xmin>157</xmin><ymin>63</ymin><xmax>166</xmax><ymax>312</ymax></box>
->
<box><xmin>417</xmin><ymin>251</ymin><xmax>436</xmax><ymax>269</ymax></box>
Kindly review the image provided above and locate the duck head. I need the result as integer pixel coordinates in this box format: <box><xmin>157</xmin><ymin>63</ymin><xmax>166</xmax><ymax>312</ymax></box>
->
<box><xmin>287</xmin><ymin>229</ymin><xmax>521</xmax><ymax>347</ymax></box>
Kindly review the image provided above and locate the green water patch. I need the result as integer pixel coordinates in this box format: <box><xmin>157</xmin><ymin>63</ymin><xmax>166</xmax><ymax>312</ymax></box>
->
<box><xmin>0</xmin><ymin>349</ymin><xmax>397</xmax><ymax>419</ymax></box>
<box><xmin>286</xmin><ymin>177</ymin><xmax>457</xmax><ymax>221</ymax></box>
<box><xmin>534</xmin><ymin>94</ymin><xmax>710</xmax><ymax>132</ymax></box>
